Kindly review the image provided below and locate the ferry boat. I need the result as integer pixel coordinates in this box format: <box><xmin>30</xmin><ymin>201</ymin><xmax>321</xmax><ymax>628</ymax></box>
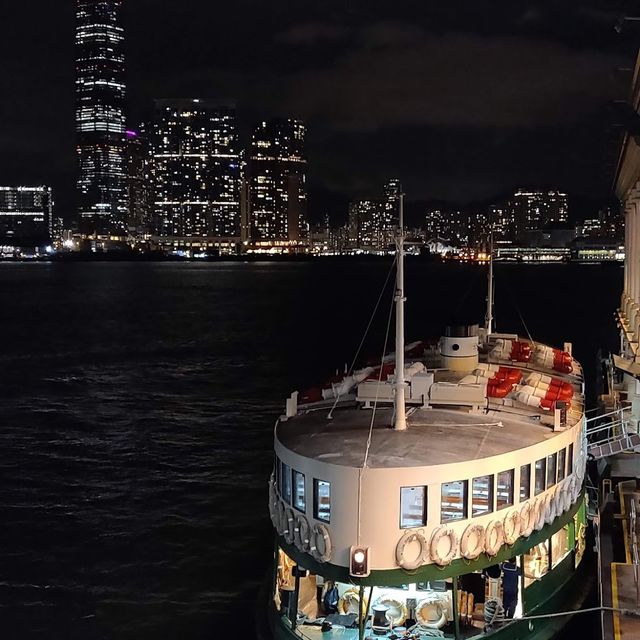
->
<box><xmin>266</xmin><ymin>203</ymin><xmax>592</xmax><ymax>640</ymax></box>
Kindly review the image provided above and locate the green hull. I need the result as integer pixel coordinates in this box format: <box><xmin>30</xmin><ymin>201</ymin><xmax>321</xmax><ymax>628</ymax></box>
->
<box><xmin>267</xmin><ymin>546</ymin><xmax>594</xmax><ymax>640</ymax></box>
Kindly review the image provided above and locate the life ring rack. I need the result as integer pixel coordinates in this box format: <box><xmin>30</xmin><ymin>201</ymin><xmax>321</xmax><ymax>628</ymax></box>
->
<box><xmin>415</xmin><ymin>595</ymin><xmax>447</xmax><ymax>629</ymax></box>
<box><xmin>395</xmin><ymin>529</ymin><xmax>428</xmax><ymax>570</ymax></box>
<box><xmin>503</xmin><ymin>510</ymin><xmax>521</xmax><ymax>545</ymax></box>
<box><xmin>484</xmin><ymin>520</ymin><xmax>504</xmax><ymax>557</ymax></box>
<box><xmin>310</xmin><ymin>522</ymin><xmax>332</xmax><ymax>563</ymax></box>
<box><xmin>460</xmin><ymin>524</ymin><xmax>485</xmax><ymax>560</ymax></box>
<box><xmin>374</xmin><ymin>594</ymin><xmax>408</xmax><ymax>626</ymax></box>
<box><xmin>430</xmin><ymin>526</ymin><xmax>458</xmax><ymax>566</ymax></box>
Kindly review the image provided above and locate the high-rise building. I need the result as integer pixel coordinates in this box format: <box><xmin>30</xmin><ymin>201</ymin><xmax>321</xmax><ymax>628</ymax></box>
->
<box><xmin>126</xmin><ymin>128</ymin><xmax>152</xmax><ymax>236</ymax></box>
<box><xmin>348</xmin><ymin>179</ymin><xmax>401</xmax><ymax>251</ymax></box>
<box><xmin>150</xmin><ymin>99</ymin><xmax>241</xmax><ymax>238</ymax></box>
<box><xmin>510</xmin><ymin>190</ymin><xmax>568</xmax><ymax>238</ymax></box>
<box><xmin>247</xmin><ymin>118</ymin><xmax>307</xmax><ymax>242</ymax></box>
<box><xmin>75</xmin><ymin>0</ymin><xmax>127</xmax><ymax>236</ymax></box>
<box><xmin>0</xmin><ymin>186</ymin><xmax>53</xmax><ymax>245</ymax></box>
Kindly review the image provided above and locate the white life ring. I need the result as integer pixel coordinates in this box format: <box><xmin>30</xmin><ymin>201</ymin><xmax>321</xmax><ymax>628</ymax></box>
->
<box><xmin>562</xmin><ymin>480</ymin><xmax>573</xmax><ymax>511</ymax></box>
<box><xmin>520</xmin><ymin>500</ymin><xmax>535</xmax><ymax>537</ymax></box>
<box><xmin>416</xmin><ymin>596</ymin><xmax>447</xmax><ymax>629</ymax></box>
<box><xmin>460</xmin><ymin>524</ymin><xmax>485</xmax><ymax>560</ymax></box>
<box><xmin>275</xmin><ymin>500</ymin><xmax>288</xmax><ymax>536</ymax></box>
<box><xmin>375</xmin><ymin>594</ymin><xmax>408</xmax><ymax>626</ymax></box>
<box><xmin>430</xmin><ymin>526</ymin><xmax>459</xmax><ymax>566</ymax></box>
<box><xmin>283</xmin><ymin>507</ymin><xmax>296</xmax><ymax>544</ymax></box>
<box><xmin>294</xmin><ymin>514</ymin><xmax>311</xmax><ymax>552</ymax></box>
<box><xmin>484</xmin><ymin>520</ymin><xmax>504</xmax><ymax>557</ymax></box>
<box><xmin>338</xmin><ymin>588</ymin><xmax>368</xmax><ymax>619</ymax></box>
<box><xmin>571</xmin><ymin>474</ymin><xmax>582</xmax><ymax>503</ymax></box>
<box><xmin>534</xmin><ymin>495</ymin><xmax>547</xmax><ymax>531</ymax></box>
<box><xmin>545</xmin><ymin>492</ymin><xmax>555</xmax><ymax>523</ymax></box>
<box><xmin>268</xmin><ymin>477</ymin><xmax>279</xmax><ymax>525</ymax></box>
<box><xmin>503</xmin><ymin>510</ymin><xmax>522</xmax><ymax>545</ymax></box>
<box><xmin>310</xmin><ymin>523</ymin><xmax>332</xmax><ymax>563</ymax></box>
<box><xmin>395</xmin><ymin>529</ymin><xmax>428</xmax><ymax>570</ymax></box>
<box><xmin>553</xmin><ymin>486</ymin><xmax>564</xmax><ymax>516</ymax></box>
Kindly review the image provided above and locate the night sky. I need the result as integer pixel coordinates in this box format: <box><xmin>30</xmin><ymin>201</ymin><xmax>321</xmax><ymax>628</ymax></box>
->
<box><xmin>1</xmin><ymin>1</ymin><xmax>639</xmax><ymax>222</ymax></box>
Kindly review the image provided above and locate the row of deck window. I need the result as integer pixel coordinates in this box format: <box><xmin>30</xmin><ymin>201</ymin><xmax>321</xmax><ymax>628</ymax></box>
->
<box><xmin>275</xmin><ymin>458</ymin><xmax>331</xmax><ymax>523</ymax></box>
<box><xmin>276</xmin><ymin>444</ymin><xmax>574</xmax><ymax>531</ymax></box>
<box><xmin>402</xmin><ymin>443</ymin><xmax>574</xmax><ymax>528</ymax></box>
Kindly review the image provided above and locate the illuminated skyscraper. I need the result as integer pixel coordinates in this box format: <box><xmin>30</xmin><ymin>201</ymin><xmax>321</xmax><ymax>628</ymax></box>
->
<box><xmin>510</xmin><ymin>189</ymin><xmax>568</xmax><ymax>238</ymax></box>
<box><xmin>0</xmin><ymin>186</ymin><xmax>53</xmax><ymax>246</ymax></box>
<box><xmin>75</xmin><ymin>0</ymin><xmax>127</xmax><ymax>236</ymax></box>
<box><xmin>247</xmin><ymin>118</ymin><xmax>307</xmax><ymax>242</ymax></box>
<box><xmin>150</xmin><ymin>100</ymin><xmax>241</xmax><ymax>237</ymax></box>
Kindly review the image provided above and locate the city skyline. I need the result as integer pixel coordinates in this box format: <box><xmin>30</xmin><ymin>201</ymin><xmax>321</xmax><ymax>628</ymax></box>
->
<box><xmin>2</xmin><ymin>1</ymin><xmax>638</xmax><ymax>224</ymax></box>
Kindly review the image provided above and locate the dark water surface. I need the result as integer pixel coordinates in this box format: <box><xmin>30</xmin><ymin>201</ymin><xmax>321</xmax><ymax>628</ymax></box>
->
<box><xmin>0</xmin><ymin>261</ymin><xmax>621</xmax><ymax>639</ymax></box>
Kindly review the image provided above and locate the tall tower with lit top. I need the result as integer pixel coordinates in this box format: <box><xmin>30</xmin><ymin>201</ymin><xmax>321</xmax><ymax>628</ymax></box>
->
<box><xmin>75</xmin><ymin>0</ymin><xmax>127</xmax><ymax>238</ymax></box>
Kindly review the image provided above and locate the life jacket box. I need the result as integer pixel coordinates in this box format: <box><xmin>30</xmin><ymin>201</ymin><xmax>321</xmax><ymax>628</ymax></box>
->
<box><xmin>410</xmin><ymin>372</ymin><xmax>434</xmax><ymax>402</ymax></box>
<box><xmin>430</xmin><ymin>382</ymin><xmax>486</xmax><ymax>406</ymax></box>
<box><xmin>357</xmin><ymin>380</ymin><xmax>396</xmax><ymax>403</ymax></box>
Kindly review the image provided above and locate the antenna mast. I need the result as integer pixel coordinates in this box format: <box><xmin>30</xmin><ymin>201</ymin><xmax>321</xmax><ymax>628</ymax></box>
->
<box><xmin>394</xmin><ymin>193</ymin><xmax>407</xmax><ymax>431</ymax></box>
<box><xmin>485</xmin><ymin>231</ymin><xmax>494</xmax><ymax>336</ymax></box>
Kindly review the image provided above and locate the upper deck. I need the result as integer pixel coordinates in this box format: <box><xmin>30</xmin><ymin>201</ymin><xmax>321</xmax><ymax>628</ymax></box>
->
<box><xmin>276</xmin><ymin>334</ymin><xmax>584</xmax><ymax>471</ymax></box>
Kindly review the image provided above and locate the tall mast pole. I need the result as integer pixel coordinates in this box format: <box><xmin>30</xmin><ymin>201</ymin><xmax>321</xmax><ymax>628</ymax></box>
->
<box><xmin>486</xmin><ymin>231</ymin><xmax>494</xmax><ymax>336</ymax></box>
<box><xmin>394</xmin><ymin>192</ymin><xmax>407</xmax><ymax>431</ymax></box>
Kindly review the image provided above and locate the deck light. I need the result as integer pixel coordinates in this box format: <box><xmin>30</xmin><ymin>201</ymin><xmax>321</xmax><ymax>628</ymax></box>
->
<box><xmin>349</xmin><ymin>545</ymin><xmax>370</xmax><ymax>577</ymax></box>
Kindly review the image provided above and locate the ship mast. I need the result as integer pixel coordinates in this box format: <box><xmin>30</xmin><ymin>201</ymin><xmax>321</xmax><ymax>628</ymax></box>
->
<box><xmin>485</xmin><ymin>231</ymin><xmax>494</xmax><ymax>337</ymax></box>
<box><xmin>394</xmin><ymin>192</ymin><xmax>407</xmax><ymax>431</ymax></box>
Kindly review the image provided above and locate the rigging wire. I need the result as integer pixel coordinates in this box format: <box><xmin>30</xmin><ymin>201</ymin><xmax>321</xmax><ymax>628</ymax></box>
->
<box><xmin>327</xmin><ymin>256</ymin><xmax>398</xmax><ymax>419</ymax></box>
<box><xmin>356</xmin><ymin>284</ymin><xmax>396</xmax><ymax>543</ymax></box>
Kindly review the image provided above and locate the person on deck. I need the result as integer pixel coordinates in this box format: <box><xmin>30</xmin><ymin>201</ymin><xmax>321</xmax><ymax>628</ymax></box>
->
<box><xmin>501</xmin><ymin>558</ymin><xmax>522</xmax><ymax>618</ymax></box>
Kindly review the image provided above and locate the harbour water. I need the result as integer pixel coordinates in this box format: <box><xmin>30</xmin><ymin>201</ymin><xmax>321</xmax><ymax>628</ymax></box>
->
<box><xmin>0</xmin><ymin>261</ymin><xmax>620</xmax><ymax>639</ymax></box>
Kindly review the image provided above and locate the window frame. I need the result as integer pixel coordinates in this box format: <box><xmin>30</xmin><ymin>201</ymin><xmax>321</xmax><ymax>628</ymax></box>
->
<box><xmin>280</xmin><ymin>461</ymin><xmax>292</xmax><ymax>504</ymax></box>
<box><xmin>440</xmin><ymin>479</ymin><xmax>468</xmax><ymax>523</ymax></box>
<box><xmin>313</xmin><ymin>478</ymin><xmax>331</xmax><ymax>523</ymax></box>
<box><xmin>293</xmin><ymin>470</ymin><xmax>306</xmax><ymax>513</ymax></box>
<box><xmin>557</xmin><ymin>449</ymin><xmax>566</xmax><ymax>483</ymax></box>
<box><xmin>472</xmin><ymin>474</ymin><xmax>494</xmax><ymax>518</ymax></box>
<box><xmin>534</xmin><ymin>458</ymin><xmax>546</xmax><ymax>496</ymax></box>
<box><xmin>497</xmin><ymin>469</ymin><xmax>514</xmax><ymax>510</ymax></box>
<box><xmin>546</xmin><ymin>453</ymin><xmax>557</xmax><ymax>489</ymax></box>
<box><xmin>520</xmin><ymin>463</ymin><xmax>531</xmax><ymax>502</ymax></box>
<box><xmin>400</xmin><ymin>486</ymin><xmax>428</xmax><ymax>529</ymax></box>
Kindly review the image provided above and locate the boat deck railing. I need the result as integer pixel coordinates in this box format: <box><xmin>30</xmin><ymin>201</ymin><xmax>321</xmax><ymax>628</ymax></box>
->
<box><xmin>586</xmin><ymin>406</ymin><xmax>640</xmax><ymax>460</ymax></box>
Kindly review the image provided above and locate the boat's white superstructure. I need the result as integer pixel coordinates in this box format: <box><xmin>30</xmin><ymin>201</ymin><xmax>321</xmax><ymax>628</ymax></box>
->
<box><xmin>267</xmin><ymin>214</ymin><xmax>590</xmax><ymax>640</ymax></box>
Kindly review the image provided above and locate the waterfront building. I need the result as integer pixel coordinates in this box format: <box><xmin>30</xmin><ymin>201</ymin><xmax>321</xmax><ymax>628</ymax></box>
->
<box><xmin>247</xmin><ymin>118</ymin><xmax>308</xmax><ymax>243</ymax></box>
<box><xmin>0</xmin><ymin>186</ymin><xmax>53</xmax><ymax>246</ymax></box>
<box><xmin>75</xmin><ymin>0</ymin><xmax>128</xmax><ymax>237</ymax></box>
<box><xmin>150</xmin><ymin>99</ymin><xmax>241</xmax><ymax>239</ymax></box>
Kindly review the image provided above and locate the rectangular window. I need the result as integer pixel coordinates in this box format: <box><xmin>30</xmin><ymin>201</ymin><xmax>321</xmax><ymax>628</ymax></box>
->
<box><xmin>568</xmin><ymin>443</ymin><xmax>574</xmax><ymax>475</ymax></box>
<box><xmin>547</xmin><ymin>453</ymin><xmax>557</xmax><ymax>489</ymax></box>
<box><xmin>524</xmin><ymin>539</ymin><xmax>549</xmax><ymax>587</ymax></box>
<box><xmin>400</xmin><ymin>486</ymin><xmax>427</xmax><ymax>529</ymax></box>
<box><xmin>551</xmin><ymin>526</ymin><xmax>570</xmax><ymax>568</ymax></box>
<box><xmin>314</xmin><ymin>479</ymin><xmax>331</xmax><ymax>523</ymax></box>
<box><xmin>520</xmin><ymin>464</ymin><xmax>531</xmax><ymax>501</ymax></box>
<box><xmin>472</xmin><ymin>475</ymin><xmax>494</xmax><ymax>517</ymax></box>
<box><xmin>557</xmin><ymin>449</ymin><xmax>566</xmax><ymax>483</ymax></box>
<box><xmin>441</xmin><ymin>480</ymin><xmax>467</xmax><ymax>523</ymax></box>
<box><xmin>293</xmin><ymin>470</ymin><xmax>305</xmax><ymax>512</ymax></box>
<box><xmin>535</xmin><ymin>458</ymin><xmax>546</xmax><ymax>495</ymax></box>
<box><xmin>497</xmin><ymin>470</ymin><xmax>514</xmax><ymax>510</ymax></box>
<box><xmin>281</xmin><ymin>462</ymin><xmax>292</xmax><ymax>504</ymax></box>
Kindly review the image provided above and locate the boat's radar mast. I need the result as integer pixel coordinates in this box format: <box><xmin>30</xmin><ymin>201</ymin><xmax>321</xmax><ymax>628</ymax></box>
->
<box><xmin>394</xmin><ymin>192</ymin><xmax>407</xmax><ymax>431</ymax></box>
<box><xmin>485</xmin><ymin>231</ymin><xmax>494</xmax><ymax>337</ymax></box>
